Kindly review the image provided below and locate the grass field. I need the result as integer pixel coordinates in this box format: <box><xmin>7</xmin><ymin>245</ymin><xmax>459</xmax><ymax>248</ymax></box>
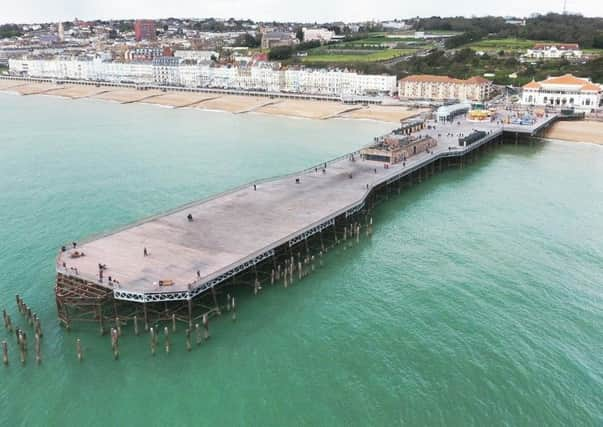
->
<box><xmin>298</xmin><ymin>31</ymin><xmax>432</xmax><ymax>64</ymax></box>
<box><xmin>583</xmin><ymin>48</ymin><xmax>603</xmax><ymax>55</ymax></box>
<box><xmin>466</xmin><ymin>38</ymin><xmax>539</xmax><ymax>51</ymax></box>
<box><xmin>423</xmin><ymin>29</ymin><xmax>463</xmax><ymax>35</ymax></box>
<box><xmin>302</xmin><ymin>48</ymin><xmax>416</xmax><ymax>63</ymax></box>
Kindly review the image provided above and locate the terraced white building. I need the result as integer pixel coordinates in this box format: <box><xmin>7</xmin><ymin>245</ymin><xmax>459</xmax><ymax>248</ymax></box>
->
<box><xmin>521</xmin><ymin>74</ymin><xmax>602</xmax><ymax>112</ymax></box>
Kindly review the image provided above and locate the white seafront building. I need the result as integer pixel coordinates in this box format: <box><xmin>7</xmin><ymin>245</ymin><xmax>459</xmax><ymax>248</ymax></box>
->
<box><xmin>173</xmin><ymin>50</ymin><xmax>218</xmax><ymax>62</ymax></box>
<box><xmin>8</xmin><ymin>57</ymin><xmax>397</xmax><ymax>97</ymax></box>
<box><xmin>9</xmin><ymin>57</ymin><xmax>154</xmax><ymax>84</ymax></box>
<box><xmin>521</xmin><ymin>74</ymin><xmax>602</xmax><ymax>112</ymax></box>
<box><xmin>522</xmin><ymin>44</ymin><xmax>582</xmax><ymax>61</ymax></box>
<box><xmin>302</xmin><ymin>28</ymin><xmax>336</xmax><ymax>43</ymax></box>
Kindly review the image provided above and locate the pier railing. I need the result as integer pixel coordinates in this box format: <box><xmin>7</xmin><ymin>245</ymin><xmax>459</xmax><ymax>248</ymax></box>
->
<box><xmin>54</xmin><ymin>142</ymin><xmax>376</xmax><ymax>280</ymax></box>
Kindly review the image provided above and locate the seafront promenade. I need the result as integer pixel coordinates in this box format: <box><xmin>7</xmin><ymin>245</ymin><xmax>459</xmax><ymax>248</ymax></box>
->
<box><xmin>55</xmin><ymin>111</ymin><xmax>557</xmax><ymax>322</ymax></box>
<box><xmin>0</xmin><ymin>75</ymin><xmax>418</xmax><ymax>122</ymax></box>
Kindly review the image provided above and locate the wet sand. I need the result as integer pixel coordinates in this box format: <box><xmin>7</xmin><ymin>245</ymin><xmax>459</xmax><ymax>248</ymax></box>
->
<box><xmin>142</xmin><ymin>92</ymin><xmax>221</xmax><ymax>108</ymax></box>
<box><xmin>92</xmin><ymin>89</ymin><xmax>164</xmax><ymax>104</ymax></box>
<box><xmin>44</xmin><ymin>85</ymin><xmax>113</xmax><ymax>99</ymax></box>
<box><xmin>545</xmin><ymin>121</ymin><xmax>603</xmax><ymax>144</ymax></box>
<box><xmin>195</xmin><ymin>95</ymin><xmax>279</xmax><ymax>113</ymax></box>
<box><xmin>340</xmin><ymin>105</ymin><xmax>422</xmax><ymax>123</ymax></box>
<box><xmin>0</xmin><ymin>79</ymin><xmax>29</xmax><ymax>90</ymax></box>
<box><xmin>9</xmin><ymin>82</ymin><xmax>67</xmax><ymax>96</ymax></box>
<box><xmin>256</xmin><ymin>99</ymin><xmax>359</xmax><ymax>120</ymax></box>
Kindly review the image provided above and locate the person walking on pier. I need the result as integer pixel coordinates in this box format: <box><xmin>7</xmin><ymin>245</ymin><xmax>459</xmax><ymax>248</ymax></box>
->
<box><xmin>144</xmin><ymin>247</ymin><xmax>148</xmax><ymax>257</ymax></box>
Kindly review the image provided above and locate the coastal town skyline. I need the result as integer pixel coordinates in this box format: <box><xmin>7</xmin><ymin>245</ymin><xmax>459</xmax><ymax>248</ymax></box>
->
<box><xmin>2</xmin><ymin>0</ymin><xmax>602</xmax><ymax>24</ymax></box>
<box><xmin>1</xmin><ymin>0</ymin><xmax>602</xmax><ymax>423</ymax></box>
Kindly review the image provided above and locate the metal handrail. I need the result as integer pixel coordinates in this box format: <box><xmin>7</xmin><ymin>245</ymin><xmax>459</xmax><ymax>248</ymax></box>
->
<box><xmin>61</xmin><ymin>141</ymin><xmax>377</xmax><ymax>249</ymax></box>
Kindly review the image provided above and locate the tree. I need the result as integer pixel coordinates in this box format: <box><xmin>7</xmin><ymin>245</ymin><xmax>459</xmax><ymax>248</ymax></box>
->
<box><xmin>445</xmin><ymin>30</ymin><xmax>485</xmax><ymax>49</ymax></box>
<box><xmin>268</xmin><ymin>46</ymin><xmax>294</xmax><ymax>61</ymax></box>
<box><xmin>0</xmin><ymin>24</ymin><xmax>22</xmax><ymax>39</ymax></box>
<box><xmin>453</xmin><ymin>48</ymin><xmax>475</xmax><ymax>63</ymax></box>
<box><xmin>237</xmin><ymin>33</ymin><xmax>260</xmax><ymax>48</ymax></box>
<box><xmin>118</xmin><ymin>22</ymin><xmax>133</xmax><ymax>33</ymax></box>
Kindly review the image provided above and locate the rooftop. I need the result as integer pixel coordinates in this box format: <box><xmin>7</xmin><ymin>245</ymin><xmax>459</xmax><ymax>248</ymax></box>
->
<box><xmin>400</xmin><ymin>74</ymin><xmax>491</xmax><ymax>85</ymax></box>
<box><xmin>533</xmin><ymin>43</ymin><xmax>580</xmax><ymax>50</ymax></box>
<box><xmin>523</xmin><ymin>74</ymin><xmax>602</xmax><ymax>91</ymax></box>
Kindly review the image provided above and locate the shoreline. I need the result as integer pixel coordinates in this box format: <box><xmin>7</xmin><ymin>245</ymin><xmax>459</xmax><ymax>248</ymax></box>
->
<box><xmin>544</xmin><ymin>120</ymin><xmax>603</xmax><ymax>145</ymax></box>
<box><xmin>2</xmin><ymin>79</ymin><xmax>602</xmax><ymax>144</ymax></box>
<box><xmin>0</xmin><ymin>79</ymin><xmax>421</xmax><ymax>124</ymax></box>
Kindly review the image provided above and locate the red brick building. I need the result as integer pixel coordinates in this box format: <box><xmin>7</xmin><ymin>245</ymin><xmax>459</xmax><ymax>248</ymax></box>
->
<box><xmin>134</xmin><ymin>20</ymin><xmax>156</xmax><ymax>42</ymax></box>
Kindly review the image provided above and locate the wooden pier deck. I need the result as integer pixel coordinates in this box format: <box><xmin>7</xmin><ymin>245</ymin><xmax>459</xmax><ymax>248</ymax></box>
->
<box><xmin>56</xmin><ymin>113</ymin><xmax>557</xmax><ymax>306</ymax></box>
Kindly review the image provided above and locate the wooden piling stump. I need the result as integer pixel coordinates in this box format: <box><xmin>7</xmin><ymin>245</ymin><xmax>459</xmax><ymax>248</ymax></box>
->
<box><xmin>203</xmin><ymin>314</ymin><xmax>210</xmax><ymax>339</ymax></box>
<box><xmin>35</xmin><ymin>333</ymin><xmax>41</xmax><ymax>365</ymax></box>
<box><xmin>18</xmin><ymin>332</ymin><xmax>26</xmax><ymax>365</ymax></box>
<box><xmin>185</xmin><ymin>329</ymin><xmax>192</xmax><ymax>352</ymax></box>
<box><xmin>20</xmin><ymin>331</ymin><xmax>27</xmax><ymax>354</ymax></box>
<box><xmin>111</xmin><ymin>328</ymin><xmax>119</xmax><ymax>360</ymax></box>
<box><xmin>195</xmin><ymin>323</ymin><xmax>202</xmax><ymax>345</ymax></box>
<box><xmin>5</xmin><ymin>313</ymin><xmax>12</xmax><ymax>332</ymax></box>
<box><xmin>76</xmin><ymin>338</ymin><xmax>83</xmax><ymax>361</ymax></box>
<box><xmin>149</xmin><ymin>327</ymin><xmax>156</xmax><ymax>356</ymax></box>
<box><xmin>164</xmin><ymin>326</ymin><xmax>170</xmax><ymax>353</ymax></box>
<box><xmin>2</xmin><ymin>341</ymin><xmax>8</xmax><ymax>366</ymax></box>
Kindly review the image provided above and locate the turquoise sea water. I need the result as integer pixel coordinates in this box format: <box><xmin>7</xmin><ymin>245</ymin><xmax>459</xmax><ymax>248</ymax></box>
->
<box><xmin>0</xmin><ymin>93</ymin><xmax>602</xmax><ymax>426</ymax></box>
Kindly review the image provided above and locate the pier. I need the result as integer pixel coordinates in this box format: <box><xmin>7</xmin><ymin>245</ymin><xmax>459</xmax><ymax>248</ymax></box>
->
<box><xmin>54</xmin><ymin>109</ymin><xmax>559</xmax><ymax>331</ymax></box>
